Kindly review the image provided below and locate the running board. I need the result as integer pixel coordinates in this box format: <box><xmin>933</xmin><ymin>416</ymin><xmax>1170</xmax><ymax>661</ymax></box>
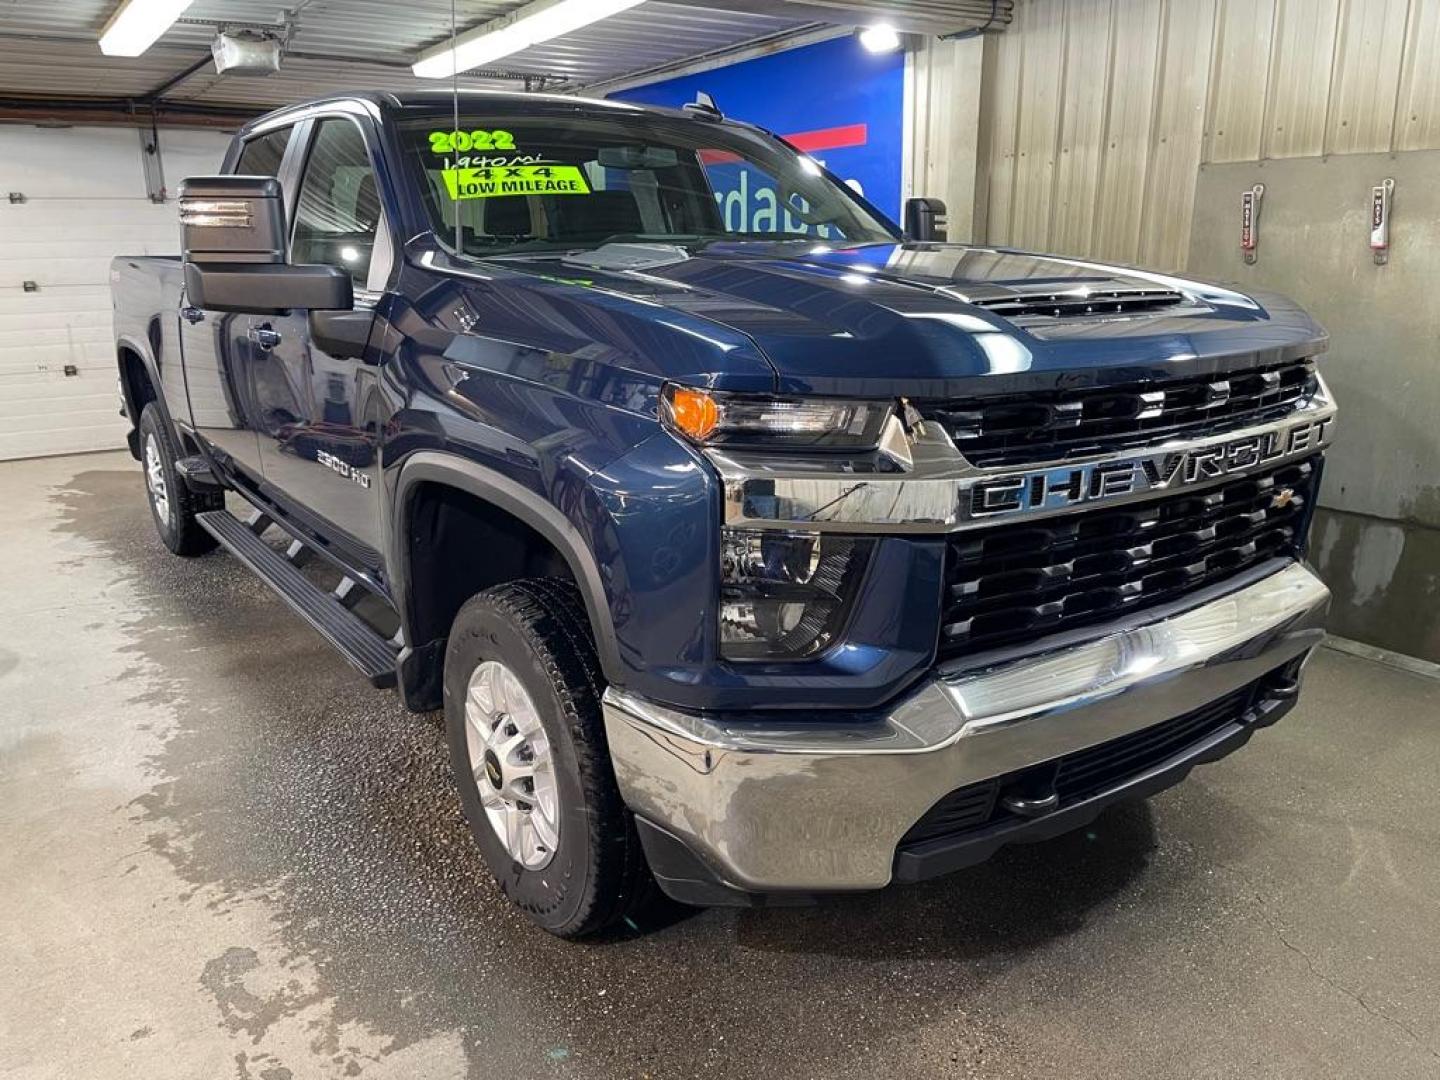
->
<box><xmin>197</xmin><ymin>509</ymin><xmax>398</xmax><ymax>687</ymax></box>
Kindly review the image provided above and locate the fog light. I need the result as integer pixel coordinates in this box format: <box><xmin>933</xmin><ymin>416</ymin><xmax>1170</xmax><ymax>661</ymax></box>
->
<box><xmin>719</xmin><ymin>529</ymin><xmax>873</xmax><ymax>660</ymax></box>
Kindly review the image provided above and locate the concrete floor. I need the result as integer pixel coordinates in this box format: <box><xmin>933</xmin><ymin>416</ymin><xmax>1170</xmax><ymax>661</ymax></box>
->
<box><xmin>2</xmin><ymin>450</ymin><xmax>1439</xmax><ymax>1080</ymax></box>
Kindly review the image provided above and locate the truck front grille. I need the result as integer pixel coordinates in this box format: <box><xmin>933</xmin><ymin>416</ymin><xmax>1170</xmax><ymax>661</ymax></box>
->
<box><xmin>938</xmin><ymin>456</ymin><xmax>1319</xmax><ymax>659</ymax></box>
<box><xmin>920</xmin><ymin>359</ymin><xmax>1319</xmax><ymax>467</ymax></box>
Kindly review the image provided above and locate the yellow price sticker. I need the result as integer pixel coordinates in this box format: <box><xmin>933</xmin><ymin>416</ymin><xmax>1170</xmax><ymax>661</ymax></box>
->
<box><xmin>442</xmin><ymin>165</ymin><xmax>592</xmax><ymax>200</ymax></box>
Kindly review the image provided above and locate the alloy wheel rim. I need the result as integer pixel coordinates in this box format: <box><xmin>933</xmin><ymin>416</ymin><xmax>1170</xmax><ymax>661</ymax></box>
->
<box><xmin>463</xmin><ymin>659</ymin><xmax>560</xmax><ymax>870</ymax></box>
<box><xmin>144</xmin><ymin>434</ymin><xmax>170</xmax><ymax>524</ymax></box>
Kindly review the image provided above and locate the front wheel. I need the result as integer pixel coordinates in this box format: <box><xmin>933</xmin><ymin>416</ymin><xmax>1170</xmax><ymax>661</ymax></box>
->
<box><xmin>444</xmin><ymin>579</ymin><xmax>655</xmax><ymax>937</ymax></box>
<box><xmin>138</xmin><ymin>403</ymin><xmax>220</xmax><ymax>557</ymax></box>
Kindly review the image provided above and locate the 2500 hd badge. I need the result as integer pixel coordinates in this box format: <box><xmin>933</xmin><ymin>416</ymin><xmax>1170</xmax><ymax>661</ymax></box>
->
<box><xmin>971</xmin><ymin>414</ymin><xmax>1332</xmax><ymax>517</ymax></box>
<box><xmin>316</xmin><ymin>450</ymin><xmax>371</xmax><ymax>489</ymax></box>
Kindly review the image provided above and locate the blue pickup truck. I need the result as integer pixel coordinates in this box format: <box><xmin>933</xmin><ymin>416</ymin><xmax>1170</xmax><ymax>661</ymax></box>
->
<box><xmin>110</xmin><ymin>90</ymin><xmax>1336</xmax><ymax>936</ymax></box>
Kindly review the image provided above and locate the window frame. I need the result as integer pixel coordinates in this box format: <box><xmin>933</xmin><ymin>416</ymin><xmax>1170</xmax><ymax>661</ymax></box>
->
<box><xmin>233</xmin><ymin>125</ymin><xmax>295</xmax><ymax>179</ymax></box>
<box><xmin>278</xmin><ymin>110</ymin><xmax>396</xmax><ymax>301</ymax></box>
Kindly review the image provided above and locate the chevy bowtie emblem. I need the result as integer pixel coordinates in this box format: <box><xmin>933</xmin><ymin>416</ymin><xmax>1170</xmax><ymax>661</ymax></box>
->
<box><xmin>1271</xmin><ymin>486</ymin><xmax>1297</xmax><ymax>509</ymax></box>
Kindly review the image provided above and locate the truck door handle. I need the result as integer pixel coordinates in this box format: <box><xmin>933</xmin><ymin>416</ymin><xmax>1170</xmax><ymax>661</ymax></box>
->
<box><xmin>181</xmin><ymin>306</ymin><xmax>205</xmax><ymax>324</ymax></box>
<box><xmin>248</xmin><ymin>326</ymin><xmax>282</xmax><ymax>351</ymax></box>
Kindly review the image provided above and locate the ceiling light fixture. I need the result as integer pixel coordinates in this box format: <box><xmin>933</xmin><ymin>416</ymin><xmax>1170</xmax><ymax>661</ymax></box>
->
<box><xmin>98</xmin><ymin>0</ymin><xmax>195</xmax><ymax>57</ymax></box>
<box><xmin>858</xmin><ymin>24</ymin><xmax>902</xmax><ymax>54</ymax></box>
<box><xmin>413</xmin><ymin>0</ymin><xmax>648</xmax><ymax>79</ymax></box>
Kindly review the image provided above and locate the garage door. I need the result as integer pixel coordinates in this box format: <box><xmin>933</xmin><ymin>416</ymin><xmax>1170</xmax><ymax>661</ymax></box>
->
<box><xmin>0</xmin><ymin>124</ymin><xmax>231</xmax><ymax>461</ymax></box>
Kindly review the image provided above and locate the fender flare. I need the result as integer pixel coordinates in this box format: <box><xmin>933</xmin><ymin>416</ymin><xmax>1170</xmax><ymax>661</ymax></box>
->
<box><xmin>391</xmin><ymin>451</ymin><xmax>623</xmax><ymax>685</ymax></box>
<box><xmin>115</xmin><ymin>333</ymin><xmax>177</xmax><ymax>431</ymax></box>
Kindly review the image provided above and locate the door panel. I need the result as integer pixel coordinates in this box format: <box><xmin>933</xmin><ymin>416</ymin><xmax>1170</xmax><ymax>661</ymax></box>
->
<box><xmin>182</xmin><ymin>124</ymin><xmax>299</xmax><ymax>478</ymax></box>
<box><xmin>180</xmin><ymin>305</ymin><xmax>265</xmax><ymax>474</ymax></box>
<box><xmin>254</xmin><ymin>117</ymin><xmax>388</xmax><ymax>558</ymax></box>
<box><xmin>251</xmin><ymin>309</ymin><xmax>383</xmax><ymax>556</ymax></box>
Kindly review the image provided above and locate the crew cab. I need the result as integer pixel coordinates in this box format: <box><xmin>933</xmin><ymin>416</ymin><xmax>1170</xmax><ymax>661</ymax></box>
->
<box><xmin>110</xmin><ymin>90</ymin><xmax>1335</xmax><ymax>936</ymax></box>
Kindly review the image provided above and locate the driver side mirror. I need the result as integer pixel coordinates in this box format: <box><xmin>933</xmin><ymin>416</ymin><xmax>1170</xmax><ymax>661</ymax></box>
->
<box><xmin>904</xmin><ymin>197</ymin><xmax>949</xmax><ymax>243</ymax></box>
<box><xmin>180</xmin><ymin>175</ymin><xmax>352</xmax><ymax>315</ymax></box>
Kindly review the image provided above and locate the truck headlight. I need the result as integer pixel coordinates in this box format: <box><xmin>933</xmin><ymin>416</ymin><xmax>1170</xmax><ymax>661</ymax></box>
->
<box><xmin>662</xmin><ymin>385</ymin><xmax>892</xmax><ymax>451</ymax></box>
<box><xmin>719</xmin><ymin>529</ymin><xmax>873</xmax><ymax>660</ymax></box>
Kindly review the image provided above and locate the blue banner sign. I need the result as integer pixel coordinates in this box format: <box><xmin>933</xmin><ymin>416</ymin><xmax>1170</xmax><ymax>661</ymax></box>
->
<box><xmin>613</xmin><ymin>35</ymin><xmax>905</xmax><ymax>226</ymax></box>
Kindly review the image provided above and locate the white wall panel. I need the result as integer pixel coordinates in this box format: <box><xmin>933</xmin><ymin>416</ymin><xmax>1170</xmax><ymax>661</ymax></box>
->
<box><xmin>0</xmin><ymin>203</ymin><xmax>185</xmax><ymax>251</ymax></box>
<box><xmin>0</xmin><ymin>124</ymin><xmax>230</xmax><ymax>461</ymax></box>
<box><xmin>0</xmin><ymin>126</ymin><xmax>153</xmax><ymax>198</ymax></box>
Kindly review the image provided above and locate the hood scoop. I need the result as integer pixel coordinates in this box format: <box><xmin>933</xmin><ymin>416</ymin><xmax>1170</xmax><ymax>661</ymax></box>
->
<box><xmin>947</xmin><ymin>282</ymin><xmax>1195</xmax><ymax>323</ymax></box>
<box><xmin>561</xmin><ymin>242</ymin><xmax>691</xmax><ymax>273</ymax></box>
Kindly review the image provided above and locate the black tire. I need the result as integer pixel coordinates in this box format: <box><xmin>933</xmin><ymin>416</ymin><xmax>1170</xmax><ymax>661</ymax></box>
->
<box><xmin>443</xmin><ymin>578</ymin><xmax>656</xmax><ymax>937</ymax></box>
<box><xmin>138</xmin><ymin>402</ymin><xmax>221</xmax><ymax>557</ymax></box>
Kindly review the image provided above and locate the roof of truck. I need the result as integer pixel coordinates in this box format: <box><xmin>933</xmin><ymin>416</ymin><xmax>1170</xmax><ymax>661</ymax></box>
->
<box><xmin>238</xmin><ymin>89</ymin><xmax>700</xmax><ymax>138</ymax></box>
<box><xmin>385</xmin><ymin>89</ymin><xmax>657</xmax><ymax>111</ymax></box>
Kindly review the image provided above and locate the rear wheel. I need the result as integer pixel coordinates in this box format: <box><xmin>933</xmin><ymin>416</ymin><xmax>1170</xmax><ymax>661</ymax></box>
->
<box><xmin>444</xmin><ymin>579</ymin><xmax>655</xmax><ymax>937</ymax></box>
<box><xmin>138</xmin><ymin>403</ymin><xmax>220</xmax><ymax>557</ymax></box>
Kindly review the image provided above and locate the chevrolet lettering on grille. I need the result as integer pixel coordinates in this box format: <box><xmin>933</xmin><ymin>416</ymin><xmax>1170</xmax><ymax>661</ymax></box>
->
<box><xmin>970</xmin><ymin>415</ymin><xmax>1333</xmax><ymax>518</ymax></box>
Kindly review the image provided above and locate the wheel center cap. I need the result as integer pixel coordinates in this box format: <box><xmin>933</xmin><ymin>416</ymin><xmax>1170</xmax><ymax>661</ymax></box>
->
<box><xmin>483</xmin><ymin>749</ymin><xmax>503</xmax><ymax>791</ymax></box>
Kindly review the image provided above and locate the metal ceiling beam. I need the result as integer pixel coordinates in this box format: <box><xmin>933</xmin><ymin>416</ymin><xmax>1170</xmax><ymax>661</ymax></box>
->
<box><xmin>661</xmin><ymin>0</ymin><xmax>1012</xmax><ymax>36</ymax></box>
<box><xmin>0</xmin><ymin>95</ymin><xmax>258</xmax><ymax>127</ymax></box>
<box><xmin>578</xmin><ymin>22</ymin><xmax>841</xmax><ymax>95</ymax></box>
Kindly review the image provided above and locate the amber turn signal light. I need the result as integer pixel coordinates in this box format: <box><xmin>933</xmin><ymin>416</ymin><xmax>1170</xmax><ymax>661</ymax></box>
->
<box><xmin>664</xmin><ymin>386</ymin><xmax>721</xmax><ymax>441</ymax></box>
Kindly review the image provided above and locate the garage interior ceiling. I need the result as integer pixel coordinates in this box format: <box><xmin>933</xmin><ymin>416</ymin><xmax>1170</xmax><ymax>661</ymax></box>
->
<box><xmin>0</xmin><ymin>0</ymin><xmax>1011</xmax><ymax>115</ymax></box>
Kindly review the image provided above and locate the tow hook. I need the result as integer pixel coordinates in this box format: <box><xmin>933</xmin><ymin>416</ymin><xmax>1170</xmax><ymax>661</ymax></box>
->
<box><xmin>1242</xmin><ymin>658</ymin><xmax>1307</xmax><ymax>728</ymax></box>
<box><xmin>1000</xmin><ymin>767</ymin><xmax>1061</xmax><ymax>818</ymax></box>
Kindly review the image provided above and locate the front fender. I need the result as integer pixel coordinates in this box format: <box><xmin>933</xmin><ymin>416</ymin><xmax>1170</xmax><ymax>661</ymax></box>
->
<box><xmin>391</xmin><ymin>451</ymin><xmax>625</xmax><ymax>686</ymax></box>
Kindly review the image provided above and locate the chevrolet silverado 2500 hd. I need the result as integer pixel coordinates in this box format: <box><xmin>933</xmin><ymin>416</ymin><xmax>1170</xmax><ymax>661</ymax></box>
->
<box><xmin>110</xmin><ymin>91</ymin><xmax>1335</xmax><ymax>936</ymax></box>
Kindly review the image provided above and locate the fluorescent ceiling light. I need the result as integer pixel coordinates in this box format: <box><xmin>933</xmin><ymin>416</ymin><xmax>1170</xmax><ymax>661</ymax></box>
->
<box><xmin>414</xmin><ymin>0</ymin><xmax>648</xmax><ymax>78</ymax></box>
<box><xmin>858</xmin><ymin>24</ymin><xmax>901</xmax><ymax>54</ymax></box>
<box><xmin>99</xmin><ymin>0</ymin><xmax>195</xmax><ymax>57</ymax></box>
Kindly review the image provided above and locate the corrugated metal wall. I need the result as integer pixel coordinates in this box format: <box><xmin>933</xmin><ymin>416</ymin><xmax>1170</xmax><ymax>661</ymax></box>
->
<box><xmin>981</xmin><ymin>0</ymin><xmax>1440</xmax><ymax>269</ymax></box>
<box><xmin>904</xmin><ymin>34</ymin><xmax>987</xmax><ymax>239</ymax></box>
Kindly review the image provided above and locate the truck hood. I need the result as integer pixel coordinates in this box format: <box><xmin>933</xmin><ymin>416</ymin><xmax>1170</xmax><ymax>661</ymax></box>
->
<box><xmin>488</xmin><ymin>242</ymin><xmax>1327</xmax><ymax>397</ymax></box>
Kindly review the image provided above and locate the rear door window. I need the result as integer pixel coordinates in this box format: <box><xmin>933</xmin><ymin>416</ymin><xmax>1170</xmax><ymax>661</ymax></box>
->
<box><xmin>235</xmin><ymin>126</ymin><xmax>292</xmax><ymax>176</ymax></box>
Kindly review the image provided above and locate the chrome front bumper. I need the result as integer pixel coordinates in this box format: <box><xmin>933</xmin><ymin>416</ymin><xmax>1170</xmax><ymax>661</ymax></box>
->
<box><xmin>603</xmin><ymin>561</ymin><xmax>1330</xmax><ymax>895</ymax></box>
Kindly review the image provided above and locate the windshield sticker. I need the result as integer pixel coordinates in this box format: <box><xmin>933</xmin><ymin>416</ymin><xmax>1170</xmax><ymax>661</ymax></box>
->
<box><xmin>427</xmin><ymin>129</ymin><xmax>516</xmax><ymax>153</ymax></box>
<box><xmin>425</xmin><ymin>129</ymin><xmax>590</xmax><ymax>200</ymax></box>
<box><xmin>442</xmin><ymin>164</ymin><xmax>591</xmax><ymax>200</ymax></box>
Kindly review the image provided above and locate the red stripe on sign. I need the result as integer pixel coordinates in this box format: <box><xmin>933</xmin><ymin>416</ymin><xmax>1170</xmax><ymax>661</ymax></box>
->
<box><xmin>697</xmin><ymin>123</ymin><xmax>870</xmax><ymax>165</ymax></box>
<box><xmin>783</xmin><ymin>123</ymin><xmax>869</xmax><ymax>153</ymax></box>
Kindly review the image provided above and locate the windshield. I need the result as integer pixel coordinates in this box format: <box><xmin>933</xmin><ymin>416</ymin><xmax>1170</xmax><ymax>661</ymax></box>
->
<box><xmin>395</xmin><ymin>109</ymin><xmax>899</xmax><ymax>257</ymax></box>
